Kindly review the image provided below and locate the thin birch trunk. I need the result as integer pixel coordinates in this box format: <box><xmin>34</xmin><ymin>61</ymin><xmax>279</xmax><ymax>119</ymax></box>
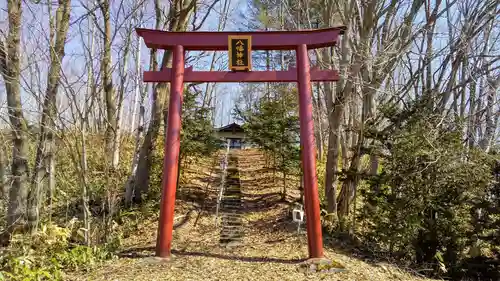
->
<box><xmin>80</xmin><ymin>0</ymin><xmax>96</xmax><ymax>245</ymax></box>
<box><xmin>30</xmin><ymin>0</ymin><xmax>72</xmax><ymax>231</ymax></box>
<box><xmin>100</xmin><ymin>0</ymin><xmax>117</xmax><ymax>168</ymax></box>
<box><xmin>130</xmin><ymin>7</ymin><xmax>144</xmax><ymax>132</ymax></box>
<box><xmin>112</xmin><ymin>27</ymin><xmax>133</xmax><ymax>168</ymax></box>
<box><xmin>0</xmin><ymin>141</ymin><xmax>6</xmax><ymax>199</ymax></box>
<box><xmin>481</xmin><ymin>76</ymin><xmax>500</xmax><ymax>152</ymax></box>
<box><xmin>467</xmin><ymin>79</ymin><xmax>477</xmax><ymax>149</ymax></box>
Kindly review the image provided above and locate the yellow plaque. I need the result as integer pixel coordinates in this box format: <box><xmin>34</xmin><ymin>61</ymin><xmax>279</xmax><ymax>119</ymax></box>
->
<box><xmin>228</xmin><ymin>35</ymin><xmax>252</xmax><ymax>71</ymax></box>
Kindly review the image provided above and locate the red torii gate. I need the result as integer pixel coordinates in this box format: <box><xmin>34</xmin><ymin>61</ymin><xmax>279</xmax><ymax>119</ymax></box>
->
<box><xmin>136</xmin><ymin>27</ymin><xmax>344</xmax><ymax>259</ymax></box>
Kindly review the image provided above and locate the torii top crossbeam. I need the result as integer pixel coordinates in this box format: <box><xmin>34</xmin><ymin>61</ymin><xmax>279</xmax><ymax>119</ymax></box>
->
<box><xmin>137</xmin><ymin>27</ymin><xmax>345</xmax><ymax>83</ymax></box>
<box><xmin>136</xmin><ymin>27</ymin><xmax>345</xmax><ymax>51</ymax></box>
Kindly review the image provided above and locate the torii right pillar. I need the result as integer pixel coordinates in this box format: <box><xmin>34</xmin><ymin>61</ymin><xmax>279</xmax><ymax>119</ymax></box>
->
<box><xmin>296</xmin><ymin>43</ymin><xmax>324</xmax><ymax>258</ymax></box>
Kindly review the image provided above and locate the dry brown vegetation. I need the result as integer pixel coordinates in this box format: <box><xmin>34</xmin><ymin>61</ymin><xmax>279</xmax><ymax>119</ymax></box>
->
<box><xmin>69</xmin><ymin>150</ymin><xmax>436</xmax><ymax>281</ymax></box>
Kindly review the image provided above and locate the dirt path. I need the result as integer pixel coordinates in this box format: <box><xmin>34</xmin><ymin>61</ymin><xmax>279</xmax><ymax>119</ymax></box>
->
<box><xmin>70</xmin><ymin>150</ymin><xmax>433</xmax><ymax>281</ymax></box>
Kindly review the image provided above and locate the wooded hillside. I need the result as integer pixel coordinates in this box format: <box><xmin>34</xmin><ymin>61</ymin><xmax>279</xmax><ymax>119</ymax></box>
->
<box><xmin>0</xmin><ymin>0</ymin><xmax>499</xmax><ymax>280</ymax></box>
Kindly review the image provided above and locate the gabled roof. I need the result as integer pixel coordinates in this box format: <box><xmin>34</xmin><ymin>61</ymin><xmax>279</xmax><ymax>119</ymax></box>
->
<box><xmin>216</xmin><ymin>122</ymin><xmax>245</xmax><ymax>133</ymax></box>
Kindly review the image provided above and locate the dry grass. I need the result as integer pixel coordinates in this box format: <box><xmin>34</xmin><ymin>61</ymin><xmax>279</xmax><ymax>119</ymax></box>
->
<box><xmin>69</xmin><ymin>149</ymin><xmax>436</xmax><ymax>281</ymax></box>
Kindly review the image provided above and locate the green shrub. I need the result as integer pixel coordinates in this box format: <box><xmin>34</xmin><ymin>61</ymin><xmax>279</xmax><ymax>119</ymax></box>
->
<box><xmin>0</xmin><ymin>223</ymin><xmax>117</xmax><ymax>280</ymax></box>
<box><xmin>359</xmin><ymin>114</ymin><xmax>498</xmax><ymax>279</ymax></box>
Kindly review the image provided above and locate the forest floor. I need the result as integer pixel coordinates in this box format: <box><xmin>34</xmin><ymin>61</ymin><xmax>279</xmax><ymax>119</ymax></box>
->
<box><xmin>69</xmin><ymin>150</ymin><xmax>436</xmax><ymax>281</ymax></box>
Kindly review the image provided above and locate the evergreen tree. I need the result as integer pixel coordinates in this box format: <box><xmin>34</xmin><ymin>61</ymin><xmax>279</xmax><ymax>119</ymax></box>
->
<box><xmin>180</xmin><ymin>89</ymin><xmax>221</xmax><ymax>163</ymax></box>
<box><xmin>235</xmin><ymin>86</ymin><xmax>300</xmax><ymax>199</ymax></box>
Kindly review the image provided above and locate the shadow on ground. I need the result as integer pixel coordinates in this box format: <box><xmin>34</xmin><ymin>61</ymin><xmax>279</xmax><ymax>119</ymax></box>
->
<box><xmin>117</xmin><ymin>246</ymin><xmax>305</xmax><ymax>265</ymax></box>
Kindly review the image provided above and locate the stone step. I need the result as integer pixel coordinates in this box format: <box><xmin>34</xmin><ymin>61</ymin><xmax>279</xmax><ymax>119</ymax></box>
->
<box><xmin>222</xmin><ymin>203</ymin><xmax>243</xmax><ymax>207</ymax></box>
<box><xmin>220</xmin><ymin>237</ymin><xmax>243</xmax><ymax>241</ymax></box>
<box><xmin>222</xmin><ymin>202</ymin><xmax>243</xmax><ymax>206</ymax></box>
<box><xmin>221</xmin><ymin>211</ymin><xmax>245</xmax><ymax>215</ymax></box>
<box><xmin>221</xmin><ymin>220</ymin><xmax>242</xmax><ymax>224</ymax></box>
<box><xmin>221</xmin><ymin>203</ymin><xmax>243</xmax><ymax>207</ymax></box>
<box><xmin>220</xmin><ymin>229</ymin><xmax>242</xmax><ymax>233</ymax></box>
<box><xmin>220</xmin><ymin>241</ymin><xmax>243</xmax><ymax>248</ymax></box>
<box><xmin>222</xmin><ymin>198</ymin><xmax>242</xmax><ymax>202</ymax></box>
<box><xmin>222</xmin><ymin>196</ymin><xmax>242</xmax><ymax>199</ymax></box>
<box><xmin>222</xmin><ymin>209</ymin><xmax>243</xmax><ymax>212</ymax></box>
<box><xmin>221</xmin><ymin>211</ymin><xmax>242</xmax><ymax>215</ymax></box>
<box><xmin>222</xmin><ymin>199</ymin><xmax>242</xmax><ymax>203</ymax></box>
<box><xmin>220</xmin><ymin>224</ymin><xmax>243</xmax><ymax>229</ymax></box>
<box><xmin>221</xmin><ymin>224</ymin><xmax>242</xmax><ymax>229</ymax></box>
<box><xmin>220</xmin><ymin>233</ymin><xmax>243</xmax><ymax>237</ymax></box>
<box><xmin>218</xmin><ymin>153</ymin><xmax>244</xmax><ymax>245</ymax></box>
<box><xmin>220</xmin><ymin>231</ymin><xmax>243</xmax><ymax>235</ymax></box>
<box><xmin>222</xmin><ymin>196</ymin><xmax>242</xmax><ymax>200</ymax></box>
<box><xmin>221</xmin><ymin>207</ymin><xmax>243</xmax><ymax>211</ymax></box>
<box><xmin>221</xmin><ymin>216</ymin><xmax>243</xmax><ymax>220</ymax></box>
<box><xmin>222</xmin><ymin>201</ymin><xmax>242</xmax><ymax>204</ymax></box>
<box><xmin>222</xmin><ymin>207</ymin><xmax>243</xmax><ymax>211</ymax></box>
<box><xmin>222</xmin><ymin>195</ymin><xmax>242</xmax><ymax>198</ymax></box>
<box><xmin>219</xmin><ymin>238</ymin><xmax>243</xmax><ymax>244</ymax></box>
<box><xmin>221</xmin><ymin>215</ymin><xmax>244</xmax><ymax>220</ymax></box>
<box><xmin>221</xmin><ymin>214</ymin><xmax>243</xmax><ymax>219</ymax></box>
<box><xmin>222</xmin><ymin>208</ymin><xmax>243</xmax><ymax>212</ymax></box>
<box><xmin>221</xmin><ymin>216</ymin><xmax>242</xmax><ymax>219</ymax></box>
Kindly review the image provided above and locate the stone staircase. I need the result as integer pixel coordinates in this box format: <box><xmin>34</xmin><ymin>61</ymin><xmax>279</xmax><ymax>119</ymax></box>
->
<box><xmin>218</xmin><ymin>152</ymin><xmax>245</xmax><ymax>247</ymax></box>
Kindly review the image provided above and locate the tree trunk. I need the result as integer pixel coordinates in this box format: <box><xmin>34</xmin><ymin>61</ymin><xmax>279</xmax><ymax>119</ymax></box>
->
<box><xmin>480</xmin><ymin>76</ymin><xmax>500</xmax><ymax>152</ymax></box>
<box><xmin>125</xmin><ymin>103</ymin><xmax>146</xmax><ymax>204</ymax></box>
<box><xmin>29</xmin><ymin>0</ymin><xmax>72</xmax><ymax>232</ymax></box>
<box><xmin>321</xmin><ymin>18</ymin><xmax>356</xmax><ymax>224</ymax></box>
<box><xmin>313</xmin><ymin>83</ymin><xmax>324</xmax><ymax>160</ymax></box>
<box><xmin>467</xmin><ymin>78</ymin><xmax>477</xmax><ymax>149</ymax></box>
<box><xmin>133</xmin><ymin>52</ymin><xmax>172</xmax><ymax>202</ymax></box>
<box><xmin>0</xmin><ymin>0</ymin><xmax>30</xmax><ymax>243</ymax></box>
<box><xmin>282</xmin><ymin>172</ymin><xmax>286</xmax><ymax>201</ymax></box>
<box><xmin>100</xmin><ymin>0</ymin><xmax>117</xmax><ymax>168</ymax></box>
<box><xmin>81</xmin><ymin>0</ymin><xmax>95</xmax><ymax>244</ymax></box>
<box><xmin>0</xmin><ymin>142</ymin><xmax>6</xmax><ymax>198</ymax></box>
<box><xmin>113</xmin><ymin>22</ymin><xmax>134</xmax><ymax>167</ymax></box>
<box><xmin>130</xmin><ymin>6</ymin><xmax>144</xmax><ymax>132</ymax></box>
<box><xmin>132</xmin><ymin>0</ymin><xmax>197</xmax><ymax>202</ymax></box>
<box><xmin>324</xmin><ymin>81</ymin><xmax>342</xmax><ymax>221</ymax></box>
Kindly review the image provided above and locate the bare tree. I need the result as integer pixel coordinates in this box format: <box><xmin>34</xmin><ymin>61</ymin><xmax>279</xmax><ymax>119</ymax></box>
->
<box><xmin>0</xmin><ymin>136</ymin><xmax>6</xmax><ymax>198</ymax></box>
<box><xmin>130</xmin><ymin>5</ymin><xmax>146</xmax><ymax>133</ymax></box>
<box><xmin>131</xmin><ymin>0</ymin><xmax>198</xmax><ymax>202</ymax></box>
<box><xmin>113</xmin><ymin>19</ymin><xmax>134</xmax><ymax>167</ymax></box>
<box><xmin>316</xmin><ymin>0</ymin><xmax>499</xmax><ymax>230</ymax></box>
<box><xmin>124</xmin><ymin>6</ymin><xmax>147</xmax><ymax>204</ymax></box>
<box><xmin>0</xmin><ymin>0</ymin><xmax>30</xmax><ymax>243</ymax></box>
<box><xmin>480</xmin><ymin>75</ymin><xmax>500</xmax><ymax>152</ymax></box>
<box><xmin>29</xmin><ymin>0</ymin><xmax>72</xmax><ymax>231</ymax></box>
<box><xmin>99</xmin><ymin>0</ymin><xmax>118</xmax><ymax>168</ymax></box>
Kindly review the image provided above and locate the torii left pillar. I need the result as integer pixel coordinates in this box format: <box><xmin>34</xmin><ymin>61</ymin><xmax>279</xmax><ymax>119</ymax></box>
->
<box><xmin>156</xmin><ymin>45</ymin><xmax>185</xmax><ymax>257</ymax></box>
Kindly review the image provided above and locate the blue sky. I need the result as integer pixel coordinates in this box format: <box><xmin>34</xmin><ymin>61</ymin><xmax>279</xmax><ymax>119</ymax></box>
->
<box><xmin>1</xmin><ymin>0</ymin><xmax>497</xmax><ymax>140</ymax></box>
<box><xmin>0</xmin><ymin>0</ymin><xmax>250</xmax><ymax>128</ymax></box>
